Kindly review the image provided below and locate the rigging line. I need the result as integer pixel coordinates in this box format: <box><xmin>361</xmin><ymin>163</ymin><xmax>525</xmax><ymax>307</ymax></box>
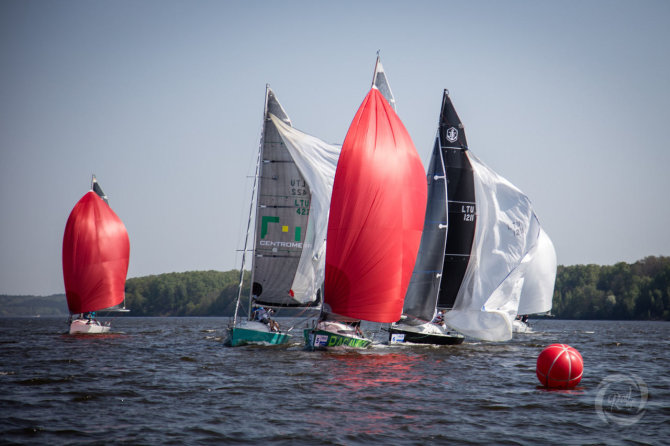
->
<box><xmin>233</xmin><ymin>102</ymin><xmax>265</xmax><ymax>326</ymax></box>
<box><xmin>255</xmin><ymin>255</ymin><xmax>303</xmax><ymax>259</ymax></box>
<box><xmin>441</xmin><ymin>145</ymin><xmax>467</xmax><ymax>150</ymax></box>
<box><xmin>447</xmin><ymin>200</ymin><xmax>477</xmax><ymax>205</ymax></box>
<box><xmin>286</xmin><ymin>312</ymin><xmax>320</xmax><ymax>332</ymax></box>
<box><xmin>258</xmin><ymin>193</ymin><xmax>308</xmax><ymax>199</ymax></box>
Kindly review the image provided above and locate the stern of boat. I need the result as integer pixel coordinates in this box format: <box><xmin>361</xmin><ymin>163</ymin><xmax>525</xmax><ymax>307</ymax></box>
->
<box><xmin>69</xmin><ymin>318</ymin><xmax>111</xmax><ymax>335</ymax></box>
<box><xmin>227</xmin><ymin>321</ymin><xmax>290</xmax><ymax>347</ymax></box>
<box><xmin>303</xmin><ymin>321</ymin><xmax>372</xmax><ymax>350</ymax></box>
<box><xmin>388</xmin><ymin>321</ymin><xmax>465</xmax><ymax>345</ymax></box>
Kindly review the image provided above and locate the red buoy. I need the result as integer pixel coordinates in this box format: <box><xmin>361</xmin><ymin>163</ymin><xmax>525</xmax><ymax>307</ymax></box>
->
<box><xmin>536</xmin><ymin>344</ymin><xmax>583</xmax><ymax>388</ymax></box>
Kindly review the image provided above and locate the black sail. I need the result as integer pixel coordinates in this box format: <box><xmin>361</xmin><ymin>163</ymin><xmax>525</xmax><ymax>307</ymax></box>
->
<box><xmin>402</xmin><ymin>90</ymin><xmax>476</xmax><ymax>320</ymax></box>
<box><xmin>371</xmin><ymin>54</ymin><xmax>396</xmax><ymax>111</ymax></box>
<box><xmin>439</xmin><ymin>90</ymin><xmax>476</xmax><ymax>309</ymax></box>
<box><xmin>401</xmin><ymin>137</ymin><xmax>448</xmax><ymax>321</ymax></box>
<box><xmin>91</xmin><ymin>175</ymin><xmax>108</xmax><ymax>204</ymax></box>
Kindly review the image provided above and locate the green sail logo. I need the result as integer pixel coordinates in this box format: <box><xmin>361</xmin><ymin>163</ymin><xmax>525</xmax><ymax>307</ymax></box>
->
<box><xmin>260</xmin><ymin>216</ymin><xmax>301</xmax><ymax>241</ymax></box>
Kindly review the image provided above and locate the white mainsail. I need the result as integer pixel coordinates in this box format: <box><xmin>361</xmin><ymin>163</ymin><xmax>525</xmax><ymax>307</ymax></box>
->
<box><xmin>444</xmin><ymin>152</ymin><xmax>557</xmax><ymax>341</ymax></box>
<box><xmin>517</xmin><ymin>228</ymin><xmax>556</xmax><ymax>315</ymax></box>
<box><xmin>270</xmin><ymin>115</ymin><xmax>340</xmax><ymax>305</ymax></box>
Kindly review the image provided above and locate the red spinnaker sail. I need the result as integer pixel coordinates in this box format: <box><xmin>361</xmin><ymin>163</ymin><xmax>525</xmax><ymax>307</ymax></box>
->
<box><xmin>324</xmin><ymin>88</ymin><xmax>427</xmax><ymax>323</ymax></box>
<box><xmin>62</xmin><ymin>191</ymin><xmax>130</xmax><ymax>314</ymax></box>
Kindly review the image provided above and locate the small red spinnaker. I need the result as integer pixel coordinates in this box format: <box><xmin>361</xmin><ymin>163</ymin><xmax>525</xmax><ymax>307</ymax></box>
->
<box><xmin>62</xmin><ymin>191</ymin><xmax>130</xmax><ymax>314</ymax></box>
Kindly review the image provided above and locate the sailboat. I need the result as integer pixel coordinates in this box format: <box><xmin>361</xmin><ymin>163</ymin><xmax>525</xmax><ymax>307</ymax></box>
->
<box><xmin>392</xmin><ymin>90</ymin><xmax>556</xmax><ymax>343</ymax></box>
<box><xmin>227</xmin><ymin>85</ymin><xmax>339</xmax><ymax>346</ymax></box>
<box><xmin>512</xmin><ymin>315</ymin><xmax>532</xmax><ymax>333</ymax></box>
<box><xmin>62</xmin><ymin>175</ymin><xmax>130</xmax><ymax>334</ymax></box>
<box><xmin>304</xmin><ymin>63</ymin><xmax>427</xmax><ymax>349</ymax></box>
<box><xmin>388</xmin><ymin>90</ymin><xmax>471</xmax><ymax>345</ymax></box>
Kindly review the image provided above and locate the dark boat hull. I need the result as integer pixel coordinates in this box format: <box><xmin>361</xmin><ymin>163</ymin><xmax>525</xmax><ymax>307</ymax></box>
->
<box><xmin>389</xmin><ymin>326</ymin><xmax>465</xmax><ymax>345</ymax></box>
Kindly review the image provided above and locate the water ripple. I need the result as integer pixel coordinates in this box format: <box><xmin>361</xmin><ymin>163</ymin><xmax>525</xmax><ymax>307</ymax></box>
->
<box><xmin>1</xmin><ymin>318</ymin><xmax>667</xmax><ymax>445</ymax></box>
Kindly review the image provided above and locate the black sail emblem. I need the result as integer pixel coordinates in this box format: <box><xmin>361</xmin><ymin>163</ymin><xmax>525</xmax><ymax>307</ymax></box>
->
<box><xmin>446</xmin><ymin>127</ymin><xmax>459</xmax><ymax>143</ymax></box>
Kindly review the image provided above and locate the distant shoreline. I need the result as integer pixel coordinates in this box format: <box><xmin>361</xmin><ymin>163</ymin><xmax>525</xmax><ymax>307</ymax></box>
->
<box><xmin>3</xmin><ymin>256</ymin><xmax>669</xmax><ymax>320</ymax></box>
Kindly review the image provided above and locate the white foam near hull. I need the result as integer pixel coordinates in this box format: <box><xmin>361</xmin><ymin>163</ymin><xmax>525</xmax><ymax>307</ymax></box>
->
<box><xmin>512</xmin><ymin>320</ymin><xmax>532</xmax><ymax>333</ymax></box>
<box><xmin>69</xmin><ymin>318</ymin><xmax>111</xmax><ymax>334</ymax></box>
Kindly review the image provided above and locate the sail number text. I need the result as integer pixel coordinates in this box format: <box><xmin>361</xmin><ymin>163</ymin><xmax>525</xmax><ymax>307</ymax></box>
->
<box><xmin>462</xmin><ymin>205</ymin><xmax>475</xmax><ymax>222</ymax></box>
<box><xmin>290</xmin><ymin>179</ymin><xmax>309</xmax><ymax>215</ymax></box>
<box><xmin>290</xmin><ymin>178</ymin><xmax>307</xmax><ymax>197</ymax></box>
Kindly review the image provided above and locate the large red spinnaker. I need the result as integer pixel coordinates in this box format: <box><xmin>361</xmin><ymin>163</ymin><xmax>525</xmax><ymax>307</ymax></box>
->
<box><xmin>62</xmin><ymin>191</ymin><xmax>130</xmax><ymax>314</ymax></box>
<box><xmin>324</xmin><ymin>88</ymin><xmax>427</xmax><ymax>323</ymax></box>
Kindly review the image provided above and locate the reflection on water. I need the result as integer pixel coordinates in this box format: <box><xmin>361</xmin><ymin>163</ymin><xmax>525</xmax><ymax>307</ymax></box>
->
<box><xmin>536</xmin><ymin>386</ymin><xmax>586</xmax><ymax>395</ymax></box>
<box><xmin>325</xmin><ymin>352</ymin><xmax>424</xmax><ymax>389</ymax></box>
<box><xmin>0</xmin><ymin>318</ymin><xmax>667</xmax><ymax>445</ymax></box>
<box><xmin>62</xmin><ymin>332</ymin><xmax>128</xmax><ymax>341</ymax></box>
<box><xmin>307</xmin><ymin>352</ymin><xmax>426</xmax><ymax>438</ymax></box>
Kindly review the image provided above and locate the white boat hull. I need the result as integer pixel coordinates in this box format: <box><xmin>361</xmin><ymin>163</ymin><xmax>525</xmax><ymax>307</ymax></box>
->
<box><xmin>227</xmin><ymin>321</ymin><xmax>290</xmax><ymax>347</ymax></box>
<box><xmin>69</xmin><ymin>318</ymin><xmax>111</xmax><ymax>334</ymax></box>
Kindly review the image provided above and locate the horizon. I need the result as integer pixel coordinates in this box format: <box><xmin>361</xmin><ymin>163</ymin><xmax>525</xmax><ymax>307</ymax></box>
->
<box><xmin>2</xmin><ymin>1</ymin><xmax>669</xmax><ymax>295</ymax></box>
<box><xmin>4</xmin><ymin>254</ymin><xmax>670</xmax><ymax>298</ymax></box>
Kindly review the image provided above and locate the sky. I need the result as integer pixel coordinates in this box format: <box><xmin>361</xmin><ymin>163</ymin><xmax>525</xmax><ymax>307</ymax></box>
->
<box><xmin>1</xmin><ymin>0</ymin><xmax>669</xmax><ymax>296</ymax></box>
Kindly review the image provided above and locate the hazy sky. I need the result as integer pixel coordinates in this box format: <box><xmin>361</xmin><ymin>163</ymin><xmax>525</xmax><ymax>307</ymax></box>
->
<box><xmin>2</xmin><ymin>0</ymin><xmax>669</xmax><ymax>295</ymax></box>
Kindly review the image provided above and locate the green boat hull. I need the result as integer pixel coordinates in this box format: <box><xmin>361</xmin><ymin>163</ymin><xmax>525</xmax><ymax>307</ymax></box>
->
<box><xmin>228</xmin><ymin>327</ymin><xmax>290</xmax><ymax>347</ymax></box>
<box><xmin>303</xmin><ymin>328</ymin><xmax>372</xmax><ymax>350</ymax></box>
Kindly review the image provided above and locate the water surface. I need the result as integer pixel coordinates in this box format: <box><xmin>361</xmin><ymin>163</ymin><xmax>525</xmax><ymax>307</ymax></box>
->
<box><xmin>1</xmin><ymin>318</ymin><xmax>668</xmax><ymax>445</ymax></box>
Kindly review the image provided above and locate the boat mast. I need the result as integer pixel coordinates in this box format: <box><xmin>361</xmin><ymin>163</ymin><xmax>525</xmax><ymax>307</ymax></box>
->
<box><xmin>233</xmin><ymin>86</ymin><xmax>268</xmax><ymax>326</ymax></box>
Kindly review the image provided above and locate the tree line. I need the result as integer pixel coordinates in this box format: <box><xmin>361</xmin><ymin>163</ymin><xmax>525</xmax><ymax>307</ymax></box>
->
<box><xmin>552</xmin><ymin>256</ymin><xmax>670</xmax><ymax>320</ymax></box>
<box><xmin>2</xmin><ymin>257</ymin><xmax>669</xmax><ymax>319</ymax></box>
<box><xmin>123</xmin><ymin>270</ymin><xmax>249</xmax><ymax>316</ymax></box>
<box><xmin>116</xmin><ymin>256</ymin><xmax>670</xmax><ymax>320</ymax></box>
